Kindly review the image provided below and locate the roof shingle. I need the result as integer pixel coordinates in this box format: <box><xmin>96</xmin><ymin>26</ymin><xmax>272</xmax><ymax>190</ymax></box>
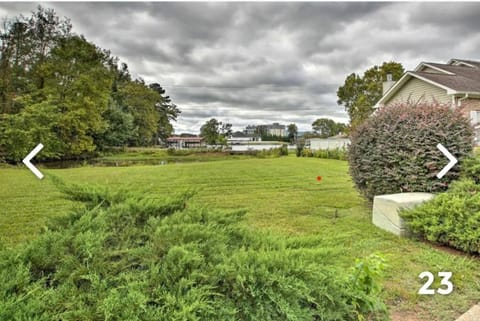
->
<box><xmin>413</xmin><ymin>60</ymin><xmax>480</xmax><ymax>92</ymax></box>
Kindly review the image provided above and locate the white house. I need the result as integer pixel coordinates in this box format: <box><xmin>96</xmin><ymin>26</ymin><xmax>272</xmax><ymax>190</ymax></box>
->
<box><xmin>375</xmin><ymin>58</ymin><xmax>480</xmax><ymax>143</ymax></box>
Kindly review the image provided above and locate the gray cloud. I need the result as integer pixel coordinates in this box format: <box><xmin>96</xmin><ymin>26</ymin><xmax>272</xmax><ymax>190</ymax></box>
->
<box><xmin>0</xmin><ymin>2</ymin><xmax>478</xmax><ymax>133</ymax></box>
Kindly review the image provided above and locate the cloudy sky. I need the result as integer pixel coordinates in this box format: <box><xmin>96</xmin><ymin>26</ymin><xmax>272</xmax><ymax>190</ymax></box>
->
<box><xmin>1</xmin><ymin>2</ymin><xmax>479</xmax><ymax>134</ymax></box>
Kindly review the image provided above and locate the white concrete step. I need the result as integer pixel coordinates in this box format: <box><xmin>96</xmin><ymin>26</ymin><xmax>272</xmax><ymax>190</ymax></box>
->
<box><xmin>372</xmin><ymin>192</ymin><xmax>434</xmax><ymax>236</ymax></box>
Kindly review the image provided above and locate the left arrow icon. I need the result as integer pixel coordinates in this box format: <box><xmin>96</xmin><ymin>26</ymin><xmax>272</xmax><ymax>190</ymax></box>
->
<box><xmin>23</xmin><ymin>143</ymin><xmax>44</xmax><ymax>179</ymax></box>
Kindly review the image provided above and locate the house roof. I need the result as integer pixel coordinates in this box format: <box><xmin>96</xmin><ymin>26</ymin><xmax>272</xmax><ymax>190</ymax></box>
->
<box><xmin>375</xmin><ymin>59</ymin><xmax>480</xmax><ymax>107</ymax></box>
<box><xmin>266</xmin><ymin>123</ymin><xmax>285</xmax><ymax>129</ymax></box>
<box><xmin>410</xmin><ymin>70</ymin><xmax>480</xmax><ymax>92</ymax></box>
<box><xmin>448</xmin><ymin>58</ymin><xmax>480</xmax><ymax>68</ymax></box>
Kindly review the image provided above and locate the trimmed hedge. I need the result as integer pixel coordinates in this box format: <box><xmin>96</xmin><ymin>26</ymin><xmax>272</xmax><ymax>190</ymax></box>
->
<box><xmin>348</xmin><ymin>102</ymin><xmax>474</xmax><ymax>200</ymax></box>
<box><xmin>0</xmin><ymin>181</ymin><xmax>388</xmax><ymax>320</ymax></box>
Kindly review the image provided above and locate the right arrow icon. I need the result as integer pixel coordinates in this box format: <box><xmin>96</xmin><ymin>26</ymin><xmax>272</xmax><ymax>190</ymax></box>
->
<box><xmin>436</xmin><ymin>143</ymin><xmax>457</xmax><ymax>179</ymax></box>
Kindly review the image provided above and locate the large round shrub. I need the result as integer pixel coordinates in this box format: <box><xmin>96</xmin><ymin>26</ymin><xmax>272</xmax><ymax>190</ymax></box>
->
<box><xmin>348</xmin><ymin>102</ymin><xmax>474</xmax><ymax>200</ymax></box>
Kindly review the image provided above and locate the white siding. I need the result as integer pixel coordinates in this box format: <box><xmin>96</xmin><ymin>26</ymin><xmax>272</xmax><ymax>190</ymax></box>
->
<box><xmin>385</xmin><ymin>77</ymin><xmax>450</xmax><ymax>105</ymax></box>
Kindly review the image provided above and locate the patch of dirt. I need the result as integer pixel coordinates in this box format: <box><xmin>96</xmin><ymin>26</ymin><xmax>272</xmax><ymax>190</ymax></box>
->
<box><xmin>390</xmin><ymin>310</ymin><xmax>424</xmax><ymax>321</ymax></box>
<box><xmin>421</xmin><ymin>240</ymin><xmax>480</xmax><ymax>259</ymax></box>
<box><xmin>388</xmin><ymin>302</ymin><xmax>435</xmax><ymax>321</ymax></box>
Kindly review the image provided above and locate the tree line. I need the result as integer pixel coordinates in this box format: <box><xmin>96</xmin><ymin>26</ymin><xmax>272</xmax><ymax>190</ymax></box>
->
<box><xmin>0</xmin><ymin>7</ymin><xmax>180</xmax><ymax>162</ymax></box>
<box><xmin>198</xmin><ymin>118</ymin><xmax>346</xmax><ymax>145</ymax></box>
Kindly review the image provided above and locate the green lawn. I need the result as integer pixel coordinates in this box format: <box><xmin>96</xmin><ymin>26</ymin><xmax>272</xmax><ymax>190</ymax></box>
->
<box><xmin>1</xmin><ymin>155</ymin><xmax>479</xmax><ymax>320</ymax></box>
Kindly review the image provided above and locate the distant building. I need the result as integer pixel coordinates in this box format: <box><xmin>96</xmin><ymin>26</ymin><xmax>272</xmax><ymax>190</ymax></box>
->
<box><xmin>227</xmin><ymin>131</ymin><xmax>261</xmax><ymax>145</ymax></box>
<box><xmin>243</xmin><ymin>123</ymin><xmax>287</xmax><ymax>137</ymax></box>
<box><xmin>244</xmin><ymin>125</ymin><xmax>257</xmax><ymax>136</ymax></box>
<box><xmin>166</xmin><ymin>136</ymin><xmax>205</xmax><ymax>149</ymax></box>
<box><xmin>266</xmin><ymin>123</ymin><xmax>286</xmax><ymax>137</ymax></box>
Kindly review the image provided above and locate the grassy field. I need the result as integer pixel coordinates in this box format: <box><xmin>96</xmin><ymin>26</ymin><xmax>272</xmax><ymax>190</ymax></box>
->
<box><xmin>1</xmin><ymin>154</ymin><xmax>479</xmax><ymax>320</ymax></box>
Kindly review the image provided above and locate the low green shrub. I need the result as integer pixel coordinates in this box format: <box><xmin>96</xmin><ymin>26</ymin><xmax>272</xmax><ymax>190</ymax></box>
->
<box><xmin>400</xmin><ymin>178</ymin><xmax>480</xmax><ymax>254</ymax></box>
<box><xmin>297</xmin><ymin>147</ymin><xmax>347</xmax><ymax>160</ymax></box>
<box><xmin>313</xmin><ymin>147</ymin><xmax>347</xmax><ymax>160</ymax></box>
<box><xmin>460</xmin><ymin>152</ymin><xmax>480</xmax><ymax>184</ymax></box>
<box><xmin>235</xmin><ymin>146</ymin><xmax>288</xmax><ymax>158</ymax></box>
<box><xmin>349</xmin><ymin>102</ymin><xmax>474</xmax><ymax>200</ymax></box>
<box><xmin>296</xmin><ymin>145</ymin><xmax>303</xmax><ymax>157</ymax></box>
<box><xmin>301</xmin><ymin>148</ymin><xmax>314</xmax><ymax>157</ymax></box>
<box><xmin>0</xmin><ymin>181</ymin><xmax>388</xmax><ymax>321</ymax></box>
<box><xmin>348</xmin><ymin>254</ymin><xmax>388</xmax><ymax>319</ymax></box>
<box><xmin>166</xmin><ymin>147</ymin><xmax>224</xmax><ymax>156</ymax></box>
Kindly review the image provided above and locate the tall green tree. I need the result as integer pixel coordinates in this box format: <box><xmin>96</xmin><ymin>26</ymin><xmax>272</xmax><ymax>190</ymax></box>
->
<box><xmin>199</xmin><ymin>118</ymin><xmax>233</xmax><ymax>145</ymax></box>
<box><xmin>28</xmin><ymin>6</ymin><xmax>73</xmax><ymax>91</ymax></box>
<box><xmin>287</xmin><ymin>123</ymin><xmax>298</xmax><ymax>143</ymax></box>
<box><xmin>94</xmin><ymin>60</ymin><xmax>133</xmax><ymax>149</ymax></box>
<box><xmin>94</xmin><ymin>99</ymin><xmax>137</xmax><ymax>149</ymax></box>
<box><xmin>0</xmin><ymin>6</ymin><xmax>72</xmax><ymax>114</ymax></box>
<box><xmin>220</xmin><ymin>122</ymin><xmax>232</xmax><ymax>138</ymax></box>
<box><xmin>0</xmin><ymin>7</ymin><xmax>181</xmax><ymax>160</ymax></box>
<box><xmin>0</xmin><ymin>102</ymin><xmax>62</xmax><ymax>161</ymax></box>
<box><xmin>119</xmin><ymin>80</ymin><xmax>160</xmax><ymax>146</ymax></box>
<box><xmin>337</xmin><ymin>61</ymin><xmax>404</xmax><ymax>129</ymax></box>
<box><xmin>41</xmin><ymin>35</ymin><xmax>114</xmax><ymax>156</ymax></box>
<box><xmin>115</xmin><ymin>80</ymin><xmax>181</xmax><ymax>146</ymax></box>
<box><xmin>149</xmin><ymin>83</ymin><xmax>181</xmax><ymax>143</ymax></box>
<box><xmin>1</xmin><ymin>35</ymin><xmax>114</xmax><ymax>159</ymax></box>
<box><xmin>200</xmin><ymin>118</ymin><xmax>221</xmax><ymax>145</ymax></box>
<box><xmin>312</xmin><ymin>118</ymin><xmax>345</xmax><ymax>138</ymax></box>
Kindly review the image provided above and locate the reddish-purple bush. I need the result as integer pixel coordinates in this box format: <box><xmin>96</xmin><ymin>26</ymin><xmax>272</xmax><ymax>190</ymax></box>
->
<box><xmin>348</xmin><ymin>102</ymin><xmax>474</xmax><ymax>200</ymax></box>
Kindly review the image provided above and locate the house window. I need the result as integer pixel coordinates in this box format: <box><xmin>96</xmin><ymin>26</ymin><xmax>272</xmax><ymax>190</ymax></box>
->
<box><xmin>470</xmin><ymin>110</ymin><xmax>480</xmax><ymax>124</ymax></box>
